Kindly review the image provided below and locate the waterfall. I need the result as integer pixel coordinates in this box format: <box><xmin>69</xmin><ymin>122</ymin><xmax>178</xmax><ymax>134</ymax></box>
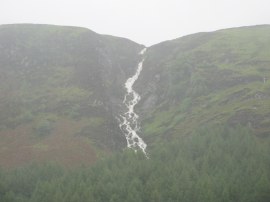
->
<box><xmin>118</xmin><ymin>48</ymin><xmax>148</xmax><ymax>157</ymax></box>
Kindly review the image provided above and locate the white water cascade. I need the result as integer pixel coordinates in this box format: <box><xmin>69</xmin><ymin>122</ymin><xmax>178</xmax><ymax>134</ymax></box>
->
<box><xmin>118</xmin><ymin>48</ymin><xmax>148</xmax><ymax>157</ymax></box>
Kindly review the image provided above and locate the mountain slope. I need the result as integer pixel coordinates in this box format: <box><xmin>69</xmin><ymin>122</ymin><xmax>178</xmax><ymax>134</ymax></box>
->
<box><xmin>0</xmin><ymin>24</ymin><xmax>144</xmax><ymax>167</ymax></box>
<box><xmin>0</xmin><ymin>24</ymin><xmax>270</xmax><ymax>167</ymax></box>
<box><xmin>0</xmin><ymin>24</ymin><xmax>270</xmax><ymax>202</ymax></box>
<box><xmin>137</xmin><ymin>25</ymin><xmax>270</xmax><ymax>142</ymax></box>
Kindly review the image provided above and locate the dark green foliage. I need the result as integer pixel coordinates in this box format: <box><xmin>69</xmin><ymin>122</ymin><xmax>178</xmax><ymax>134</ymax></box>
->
<box><xmin>1</xmin><ymin>125</ymin><xmax>269</xmax><ymax>202</ymax></box>
<box><xmin>33</xmin><ymin>119</ymin><xmax>54</xmax><ymax>136</ymax></box>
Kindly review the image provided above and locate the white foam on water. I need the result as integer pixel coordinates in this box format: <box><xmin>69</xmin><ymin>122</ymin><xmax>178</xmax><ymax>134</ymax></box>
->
<box><xmin>118</xmin><ymin>48</ymin><xmax>148</xmax><ymax>157</ymax></box>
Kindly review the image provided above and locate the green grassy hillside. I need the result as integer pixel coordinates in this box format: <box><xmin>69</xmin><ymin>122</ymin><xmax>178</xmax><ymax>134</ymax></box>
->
<box><xmin>0</xmin><ymin>24</ymin><xmax>270</xmax><ymax>168</ymax></box>
<box><xmin>0</xmin><ymin>24</ymin><xmax>143</xmax><ymax>167</ymax></box>
<box><xmin>138</xmin><ymin>25</ymin><xmax>270</xmax><ymax>143</ymax></box>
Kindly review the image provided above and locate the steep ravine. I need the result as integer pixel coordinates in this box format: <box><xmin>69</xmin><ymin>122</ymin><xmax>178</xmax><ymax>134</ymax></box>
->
<box><xmin>0</xmin><ymin>24</ymin><xmax>270</xmax><ymax>168</ymax></box>
<box><xmin>118</xmin><ymin>48</ymin><xmax>148</xmax><ymax>156</ymax></box>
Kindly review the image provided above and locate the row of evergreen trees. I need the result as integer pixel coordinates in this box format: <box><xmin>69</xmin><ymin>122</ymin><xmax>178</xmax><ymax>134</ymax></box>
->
<box><xmin>1</xmin><ymin>125</ymin><xmax>270</xmax><ymax>202</ymax></box>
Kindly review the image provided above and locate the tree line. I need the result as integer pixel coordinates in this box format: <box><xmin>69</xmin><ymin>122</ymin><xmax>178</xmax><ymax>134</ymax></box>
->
<box><xmin>1</xmin><ymin>125</ymin><xmax>270</xmax><ymax>202</ymax></box>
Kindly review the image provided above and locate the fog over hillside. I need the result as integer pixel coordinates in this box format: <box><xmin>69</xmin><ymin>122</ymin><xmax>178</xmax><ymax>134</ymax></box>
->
<box><xmin>0</xmin><ymin>24</ymin><xmax>270</xmax><ymax>202</ymax></box>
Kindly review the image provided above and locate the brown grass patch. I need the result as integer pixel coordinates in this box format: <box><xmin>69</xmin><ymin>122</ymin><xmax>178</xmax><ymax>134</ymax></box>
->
<box><xmin>0</xmin><ymin>119</ymin><xmax>97</xmax><ymax>169</ymax></box>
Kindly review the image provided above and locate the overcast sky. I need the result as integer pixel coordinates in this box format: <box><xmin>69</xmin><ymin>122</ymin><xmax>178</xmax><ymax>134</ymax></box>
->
<box><xmin>1</xmin><ymin>0</ymin><xmax>269</xmax><ymax>46</ymax></box>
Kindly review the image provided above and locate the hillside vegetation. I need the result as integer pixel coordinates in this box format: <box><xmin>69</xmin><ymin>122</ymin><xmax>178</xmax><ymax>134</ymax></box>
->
<box><xmin>0</xmin><ymin>24</ymin><xmax>270</xmax><ymax>202</ymax></box>
<box><xmin>138</xmin><ymin>25</ymin><xmax>270</xmax><ymax>143</ymax></box>
<box><xmin>0</xmin><ymin>24</ymin><xmax>143</xmax><ymax>167</ymax></box>
<box><xmin>0</xmin><ymin>125</ymin><xmax>269</xmax><ymax>202</ymax></box>
<box><xmin>0</xmin><ymin>24</ymin><xmax>269</xmax><ymax>168</ymax></box>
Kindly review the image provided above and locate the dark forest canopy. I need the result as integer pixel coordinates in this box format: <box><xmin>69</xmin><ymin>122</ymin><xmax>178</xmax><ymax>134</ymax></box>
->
<box><xmin>1</xmin><ymin>125</ymin><xmax>270</xmax><ymax>202</ymax></box>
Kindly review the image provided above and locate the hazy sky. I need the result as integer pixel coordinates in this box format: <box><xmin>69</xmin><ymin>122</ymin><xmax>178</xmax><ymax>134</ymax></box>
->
<box><xmin>1</xmin><ymin>0</ymin><xmax>269</xmax><ymax>46</ymax></box>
